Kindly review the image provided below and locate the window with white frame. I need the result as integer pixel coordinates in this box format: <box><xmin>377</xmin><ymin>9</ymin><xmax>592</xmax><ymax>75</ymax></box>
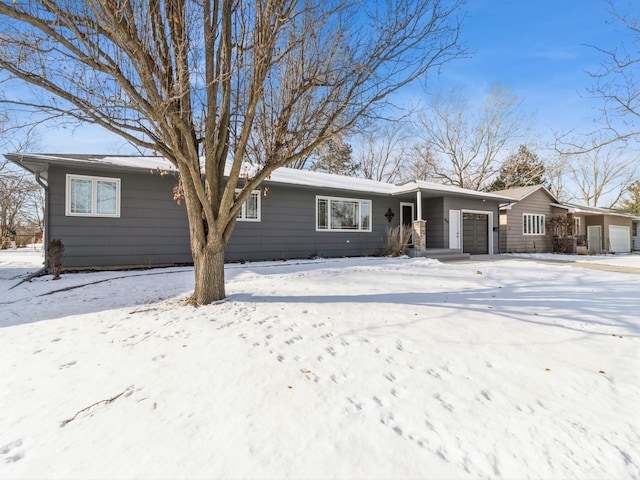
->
<box><xmin>66</xmin><ymin>174</ymin><xmax>120</xmax><ymax>217</ymax></box>
<box><xmin>236</xmin><ymin>190</ymin><xmax>261</xmax><ymax>221</ymax></box>
<box><xmin>316</xmin><ymin>196</ymin><xmax>371</xmax><ymax>232</ymax></box>
<box><xmin>523</xmin><ymin>213</ymin><xmax>545</xmax><ymax>235</ymax></box>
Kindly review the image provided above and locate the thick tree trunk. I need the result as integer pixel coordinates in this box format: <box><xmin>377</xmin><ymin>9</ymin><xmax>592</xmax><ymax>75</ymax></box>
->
<box><xmin>190</xmin><ymin>242</ymin><xmax>226</xmax><ymax>305</ymax></box>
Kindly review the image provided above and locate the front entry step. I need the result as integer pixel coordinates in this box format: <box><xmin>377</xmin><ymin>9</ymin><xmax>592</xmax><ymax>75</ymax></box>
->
<box><xmin>407</xmin><ymin>248</ymin><xmax>471</xmax><ymax>262</ymax></box>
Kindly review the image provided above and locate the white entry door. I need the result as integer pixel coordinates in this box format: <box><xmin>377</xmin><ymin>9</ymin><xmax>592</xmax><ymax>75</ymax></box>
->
<box><xmin>449</xmin><ymin>209</ymin><xmax>461</xmax><ymax>249</ymax></box>
<box><xmin>587</xmin><ymin>225</ymin><xmax>602</xmax><ymax>254</ymax></box>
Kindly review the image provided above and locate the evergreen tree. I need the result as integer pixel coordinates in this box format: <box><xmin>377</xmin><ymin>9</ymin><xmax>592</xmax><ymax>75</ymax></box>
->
<box><xmin>619</xmin><ymin>180</ymin><xmax>640</xmax><ymax>213</ymax></box>
<box><xmin>310</xmin><ymin>137</ymin><xmax>359</xmax><ymax>176</ymax></box>
<box><xmin>488</xmin><ymin>145</ymin><xmax>545</xmax><ymax>191</ymax></box>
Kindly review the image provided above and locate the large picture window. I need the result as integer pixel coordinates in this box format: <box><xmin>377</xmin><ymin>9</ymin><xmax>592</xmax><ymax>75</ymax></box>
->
<box><xmin>236</xmin><ymin>190</ymin><xmax>261</xmax><ymax>222</ymax></box>
<box><xmin>66</xmin><ymin>174</ymin><xmax>120</xmax><ymax>217</ymax></box>
<box><xmin>316</xmin><ymin>196</ymin><xmax>371</xmax><ymax>232</ymax></box>
<box><xmin>523</xmin><ymin>213</ymin><xmax>545</xmax><ymax>235</ymax></box>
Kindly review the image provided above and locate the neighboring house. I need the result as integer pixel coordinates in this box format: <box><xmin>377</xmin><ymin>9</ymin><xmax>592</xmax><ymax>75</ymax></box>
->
<box><xmin>552</xmin><ymin>202</ymin><xmax>640</xmax><ymax>254</ymax></box>
<box><xmin>495</xmin><ymin>184</ymin><xmax>640</xmax><ymax>254</ymax></box>
<box><xmin>492</xmin><ymin>185</ymin><xmax>565</xmax><ymax>253</ymax></box>
<box><xmin>5</xmin><ymin>153</ymin><xmax>511</xmax><ymax>269</ymax></box>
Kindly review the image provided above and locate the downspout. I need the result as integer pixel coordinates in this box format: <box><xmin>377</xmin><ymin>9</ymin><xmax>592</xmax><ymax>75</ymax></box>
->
<box><xmin>35</xmin><ymin>171</ymin><xmax>49</xmax><ymax>270</ymax></box>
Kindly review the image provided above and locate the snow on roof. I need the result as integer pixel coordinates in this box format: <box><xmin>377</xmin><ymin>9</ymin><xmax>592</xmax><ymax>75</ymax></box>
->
<box><xmin>98</xmin><ymin>155</ymin><xmax>176</xmax><ymax>171</ymax></box>
<box><xmin>555</xmin><ymin>202</ymin><xmax>640</xmax><ymax>219</ymax></box>
<box><xmin>6</xmin><ymin>153</ymin><xmax>512</xmax><ymax>199</ymax></box>
<box><xmin>395</xmin><ymin>180</ymin><xmax>514</xmax><ymax>201</ymax></box>
<box><xmin>5</xmin><ymin>153</ymin><xmax>177</xmax><ymax>174</ymax></box>
<box><xmin>265</xmin><ymin>167</ymin><xmax>397</xmax><ymax>194</ymax></box>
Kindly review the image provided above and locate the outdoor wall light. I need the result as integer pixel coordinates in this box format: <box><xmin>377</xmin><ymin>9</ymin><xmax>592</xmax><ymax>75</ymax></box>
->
<box><xmin>385</xmin><ymin>208</ymin><xmax>395</xmax><ymax>222</ymax></box>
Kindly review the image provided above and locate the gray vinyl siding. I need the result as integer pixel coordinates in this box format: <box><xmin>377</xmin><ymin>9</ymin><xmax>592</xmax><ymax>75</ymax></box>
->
<box><xmin>422</xmin><ymin>198</ymin><xmax>445</xmax><ymax>248</ymax></box>
<box><xmin>47</xmin><ymin>166</ymin><xmax>192</xmax><ymax>268</ymax></box>
<box><xmin>415</xmin><ymin>196</ymin><xmax>500</xmax><ymax>251</ymax></box>
<box><xmin>48</xmin><ymin>165</ymin><xmax>401</xmax><ymax>267</ymax></box>
<box><xmin>501</xmin><ymin>189</ymin><xmax>555</xmax><ymax>253</ymax></box>
<box><xmin>228</xmin><ymin>182</ymin><xmax>400</xmax><ymax>261</ymax></box>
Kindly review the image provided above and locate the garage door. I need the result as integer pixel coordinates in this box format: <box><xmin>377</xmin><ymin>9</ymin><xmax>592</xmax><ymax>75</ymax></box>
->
<box><xmin>463</xmin><ymin>213</ymin><xmax>488</xmax><ymax>254</ymax></box>
<box><xmin>609</xmin><ymin>225</ymin><xmax>630</xmax><ymax>253</ymax></box>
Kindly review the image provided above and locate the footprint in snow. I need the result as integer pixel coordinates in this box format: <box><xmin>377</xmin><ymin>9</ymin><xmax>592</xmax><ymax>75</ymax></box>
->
<box><xmin>1</xmin><ymin>439</ymin><xmax>24</xmax><ymax>463</ymax></box>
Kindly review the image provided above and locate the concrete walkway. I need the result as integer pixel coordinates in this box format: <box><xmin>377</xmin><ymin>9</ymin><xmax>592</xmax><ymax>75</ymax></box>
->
<box><xmin>464</xmin><ymin>254</ymin><xmax>640</xmax><ymax>275</ymax></box>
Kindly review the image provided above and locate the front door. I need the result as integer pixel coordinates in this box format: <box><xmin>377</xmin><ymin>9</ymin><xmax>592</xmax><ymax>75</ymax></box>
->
<box><xmin>587</xmin><ymin>225</ymin><xmax>602</xmax><ymax>254</ymax></box>
<box><xmin>400</xmin><ymin>202</ymin><xmax>414</xmax><ymax>245</ymax></box>
<box><xmin>449</xmin><ymin>210</ymin><xmax>461</xmax><ymax>249</ymax></box>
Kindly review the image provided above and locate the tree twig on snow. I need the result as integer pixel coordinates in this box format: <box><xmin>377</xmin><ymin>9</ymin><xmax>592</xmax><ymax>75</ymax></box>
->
<box><xmin>60</xmin><ymin>387</ymin><xmax>131</xmax><ymax>427</ymax></box>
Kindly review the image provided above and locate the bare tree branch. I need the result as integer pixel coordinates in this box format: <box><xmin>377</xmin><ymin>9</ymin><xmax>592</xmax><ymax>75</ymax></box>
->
<box><xmin>0</xmin><ymin>0</ymin><xmax>466</xmax><ymax>303</ymax></box>
<box><xmin>414</xmin><ymin>84</ymin><xmax>528</xmax><ymax>190</ymax></box>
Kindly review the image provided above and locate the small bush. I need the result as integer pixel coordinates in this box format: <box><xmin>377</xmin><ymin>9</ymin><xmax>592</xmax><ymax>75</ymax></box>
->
<box><xmin>382</xmin><ymin>225</ymin><xmax>412</xmax><ymax>257</ymax></box>
<box><xmin>47</xmin><ymin>238</ymin><xmax>65</xmax><ymax>280</ymax></box>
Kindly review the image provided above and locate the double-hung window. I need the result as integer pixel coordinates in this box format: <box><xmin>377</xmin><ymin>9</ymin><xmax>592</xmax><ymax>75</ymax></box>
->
<box><xmin>236</xmin><ymin>190</ymin><xmax>261</xmax><ymax>222</ymax></box>
<box><xmin>66</xmin><ymin>174</ymin><xmax>120</xmax><ymax>217</ymax></box>
<box><xmin>316</xmin><ymin>196</ymin><xmax>371</xmax><ymax>232</ymax></box>
<box><xmin>523</xmin><ymin>213</ymin><xmax>545</xmax><ymax>235</ymax></box>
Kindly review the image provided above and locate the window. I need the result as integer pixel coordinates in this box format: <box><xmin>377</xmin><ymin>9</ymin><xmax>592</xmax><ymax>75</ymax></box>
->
<box><xmin>236</xmin><ymin>190</ymin><xmax>261</xmax><ymax>221</ymax></box>
<box><xmin>66</xmin><ymin>174</ymin><xmax>120</xmax><ymax>217</ymax></box>
<box><xmin>523</xmin><ymin>213</ymin><xmax>545</xmax><ymax>235</ymax></box>
<box><xmin>316</xmin><ymin>196</ymin><xmax>371</xmax><ymax>232</ymax></box>
<box><xmin>574</xmin><ymin>217</ymin><xmax>581</xmax><ymax>236</ymax></box>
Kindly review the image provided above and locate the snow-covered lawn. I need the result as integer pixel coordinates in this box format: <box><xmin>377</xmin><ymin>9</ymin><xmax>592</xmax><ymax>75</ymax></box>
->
<box><xmin>1</xmin><ymin>248</ymin><xmax>639</xmax><ymax>479</ymax></box>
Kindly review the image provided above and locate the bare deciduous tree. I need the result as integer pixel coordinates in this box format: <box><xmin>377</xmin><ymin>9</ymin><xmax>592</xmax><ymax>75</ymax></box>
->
<box><xmin>0</xmin><ymin>163</ymin><xmax>42</xmax><ymax>247</ymax></box>
<box><xmin>544</xmin><ymin>155</ymin><xmax>569</xmax><ymax>202</ymax></box>
<box><xmin>0</xmin><ymin>0</ymin><xmax>465</xmax><ymax>304</ymax></box>
<box><xmin>404</xmin><ymin>143</ymin><xmax>437</xmax><ymax>182</ymax></box>
<box><xmin>414</xmin><ymin>84</ymin><xmax>527</xmax><ymax>190</ymax></box>
<box><xmin>566</xmin><ymin>141</ymin><xmax>636</xmax><ymax>207</ymax></box>
<box><xmin>584</xmin><ymin>0</ymin><xmax>640</xmax><ymax>150</ymax></box>
<box><xmin>356</xmin><ymin>124</ymin><xmax>409</xmax><ymax>183</ymax></box>
<box><xmin>1</xmin><ymin>108</ymin><xmax>43</xmax><ymax>248</ymax></box>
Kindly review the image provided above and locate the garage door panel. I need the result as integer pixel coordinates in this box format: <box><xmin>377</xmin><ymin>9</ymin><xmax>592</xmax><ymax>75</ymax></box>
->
<box><xmin>463</xmin><ymin>213</ymin><xmax>488</xmax><ymax>255</ymax></box>
<box><xmin>609</xmin><ymin>225</ymin><xmax>630</xmax><ymax>253</ymax></box>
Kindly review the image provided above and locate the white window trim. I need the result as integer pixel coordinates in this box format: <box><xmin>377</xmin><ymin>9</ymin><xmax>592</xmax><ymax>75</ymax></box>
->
<box><xmin>236</xmin><ymin>189</ymin><xmax>261</xmax><ymax>222</ymax></box>
<box><xmin>66</xmin><ymin>174</ymin><xmax>121</xmax><ymax>218</ymax></box>
<box><xmin>523</xmin><ymin>212</ymin><xmax>545</xmax><ymax>236</ymax></box>
<box><xmin>315</xmin><ymin>195</ymin><xmax>372</xmax><ymax>232</ymax></box>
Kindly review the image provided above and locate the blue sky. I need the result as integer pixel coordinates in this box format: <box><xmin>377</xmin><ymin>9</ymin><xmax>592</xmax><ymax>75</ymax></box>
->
<box><xmin>27</xmin><ymin>0</ymin><xmax>632</xmax><ymax>154</ymax></box>
<box><xmin>419</xmin><ymin>0</ymin><xmax>626</xmax><ymax>141</ymax></box>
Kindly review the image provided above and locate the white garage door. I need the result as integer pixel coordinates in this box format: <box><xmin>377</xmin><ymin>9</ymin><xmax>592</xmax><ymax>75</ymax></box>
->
<box><xmin>609</xmin><ymin>225</ymin><xmax>630</xmax><ymax>253</ymax></box>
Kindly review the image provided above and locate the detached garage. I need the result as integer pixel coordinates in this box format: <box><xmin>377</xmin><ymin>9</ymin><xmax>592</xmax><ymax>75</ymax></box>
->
<box><xmin>609</xmin><ymin>225</ymin><xmax>631</xmax><ymax>253</ymax></box>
